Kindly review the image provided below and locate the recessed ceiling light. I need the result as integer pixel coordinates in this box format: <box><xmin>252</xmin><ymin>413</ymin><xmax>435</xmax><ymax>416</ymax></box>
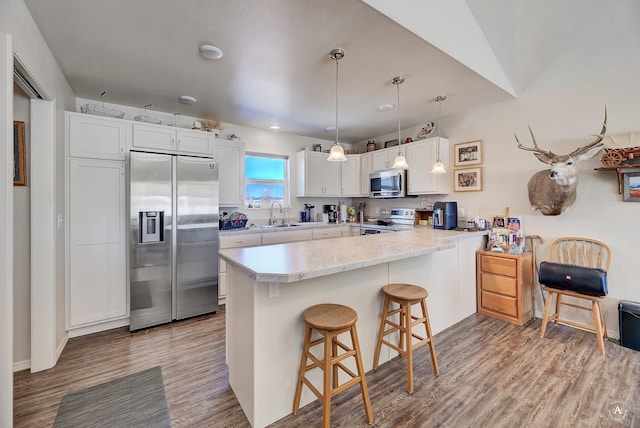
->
<box><xmin>326</xmin><ymin>126</ymin><xmax>336</xmax><ymax>132</ymax></box>
<box><xmin>179</xmin><ymin>95</ymin><xmax>197</xmax><ymax>104</ymax></box>
<box><xmin>199</xmin><ymin>44</ymin><xmax>223</xmax><ymax>60</ymax></box>
<box><xmin>378</xmin><ymin>104</ymin><xmax>394</xmax><ymax>112</ymax></box>
<box><xmin>270</xmin><ymin>125</ymin><xmax>280</xmax><ymax>130</ymax></box>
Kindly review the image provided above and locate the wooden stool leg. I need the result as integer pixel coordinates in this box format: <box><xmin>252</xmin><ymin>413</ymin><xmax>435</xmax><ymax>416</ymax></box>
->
<box><xmin>332</xmin><ymin>335</ymin><xmax>339</xmax><ymax>389</ymax></box>
<box><xmin>351</xmin><ymin>325</ymin><xmax>373</xmax><ymax>423</ymax></box>
<box><xmin>592</xmin><ymin>301</ymin><xmax>605</xmax><ymax>356</ymax></box>
<box><xmin>540</xmin><ymin>292</ymin><xmax>554</xmax><ymax>338</ymax></box>
<box><xmin>322</xmin><ymin>331</ymin><xmax>332</xmax><ymax>428</ymax></box>
<box><xmin>421</xmin><ymin>299</ymin><xmax>439</xmax><ymax>375</ymax></box>
<box><xmin>293</xmin><ymin>325</ymin><xmax>313</xmax><ymax>413</ymax></box>
<box><xmin>404</xmin><ymin>301</ymin><xmax>414</xmax><ymax>394</ymax></box>
<box><xmin>398</xmin><ymin>301</ymin><xmax>406</xmax><ymax>353</ymax></box>
<box><xmin>373</xmin><ymin>295</ymin><xmax>390</xmax><ymax>369</ymax></box>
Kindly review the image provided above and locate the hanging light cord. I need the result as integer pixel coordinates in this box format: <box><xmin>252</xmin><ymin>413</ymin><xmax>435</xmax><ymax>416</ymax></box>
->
<box><xmin>396</xmin><ymin>78</ymin><xmax>401</xmax><ymax>147</ymax></box>
<box><xmin>335</xmin><ymin>56</ymin><xmax>339</xmax><ymax>144</ymax></box>
<box><xmin>436</xmin><ymin>95</ymin><xmax>446</xmax><ymax>160</ymax></box>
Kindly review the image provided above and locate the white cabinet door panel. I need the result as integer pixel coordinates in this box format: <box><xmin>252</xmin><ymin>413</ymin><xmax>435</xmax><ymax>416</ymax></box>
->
<box><xmin>177</xmin><ymin>129</ymin><xmax>215</xmax><ymax>155</ymax></box>
<box><xmin>68</xmin><ymin>159</ymin><xmax>126</xmax><ymax>328</ymax></box>
<box><xmin>133</xmin><ymin>123</ymin><xmax>175</xmax><ymax>150</ymax></box>
<box><xmin>217</xmin><ymin>140</ymin><xmax>245</xmax><ymax>205</ymax></box>
<box><xmin>341</xmin><ymin>155</ymin><xmax>360</xmax><ymax>196</ymax></box>
<box><xmin>68</xmin><ymin>113</ymin><xmax>127</xmax><ymax>160</ymax></box>
<box><xmin>261</xmin><ymin>229</ymin><xmax>312</xmax><ymax>245</ymax></box>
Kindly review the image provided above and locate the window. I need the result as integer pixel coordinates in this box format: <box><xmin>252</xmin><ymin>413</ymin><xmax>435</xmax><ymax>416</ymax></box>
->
<box><xmin>245</xmin><ymin>153</ymin><xmax>289</xmax><ymax>208</ymax></box>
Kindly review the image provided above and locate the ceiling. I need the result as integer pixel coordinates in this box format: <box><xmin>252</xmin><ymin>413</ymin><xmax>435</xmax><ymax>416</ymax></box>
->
<box><xmin>22</xmin><ymin>0</ymin><xmax>639</xmax><ymax>143</ymax></box>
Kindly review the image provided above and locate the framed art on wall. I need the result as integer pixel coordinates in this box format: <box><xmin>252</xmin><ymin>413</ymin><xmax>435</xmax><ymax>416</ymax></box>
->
<box><xmin>13</xmin><ymin>121</ymin><xmax>26</xmax><ymax>186</ymax></box>
<box><xmin>454</xmin><ymin>140</ymin><xmax>482</xmax><ymax>166</ymax></box>
<box><xmin>454</xmin><ymin>167</ymin><xmax>483</xmax><ymax>192</ymax></box>
<box><xmin>622</xmin><ymin>168</ymin><xmax>640</xmax><ymax>201</ymax></box>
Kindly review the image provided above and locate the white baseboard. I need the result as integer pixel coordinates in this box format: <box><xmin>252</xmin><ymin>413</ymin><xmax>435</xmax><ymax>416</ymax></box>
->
<box><xmin>13</xmin><ymin>360</ymin><xmax>30</xmax><ymax>372</ymax></box>
<box><xmin>68</xmin><ymin>318</ymin><xmax>129</xmax><ymax>338</ymax></box>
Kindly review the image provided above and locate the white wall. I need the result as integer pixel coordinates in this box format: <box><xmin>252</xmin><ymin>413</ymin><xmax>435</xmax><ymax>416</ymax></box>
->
<box><xmin>0</xmin><ymin>6</ymin><xmax>75</xmax><ymax>426</ymax></box>
<box><xmin>13</xmin><ymin>82</ymin><xmax>30</xmax><ymax>369</ymax></box>
<box><xmin>357</xmin><ymin>65</ymin><xmax>640</xmax><ymax>337</ymax></box>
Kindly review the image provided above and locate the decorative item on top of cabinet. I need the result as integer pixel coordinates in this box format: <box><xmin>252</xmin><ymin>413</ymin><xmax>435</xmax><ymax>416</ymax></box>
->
<box><xmin>514</xmin><ymin>108</ymin><xmax>607</xmax><ymax>215</ymax></box>
<box><xmin>476</xmin><ymin>250</ymin><xmax>534</xmax><ymax>326</ymax></box>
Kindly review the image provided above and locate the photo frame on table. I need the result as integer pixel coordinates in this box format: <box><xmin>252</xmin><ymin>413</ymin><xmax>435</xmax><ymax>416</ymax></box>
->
<box><xmin>454</xmin><ymin>167</ymin><xmax>483</xmax><ymax>192</ymax></box>
<box><xmin>622</xmin><ymin>168</ymin><xmax>640</xmax><ymax>202</ymax></box>
<box><xmin>454</xmin><ymin>140</ymin><xmax>483</xmax><ymax>166</ymax></box>
<box><xmin>13</xmin><ymin>121</ymin><xmax>26</xmax><ymax>186</ymax></box>
<box><xmin>384</xmin><ymin>139</ymin><xmax>399</xmax><ymax>148</ymax></box>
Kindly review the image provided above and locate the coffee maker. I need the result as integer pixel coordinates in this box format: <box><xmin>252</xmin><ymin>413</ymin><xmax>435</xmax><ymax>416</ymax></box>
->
<box><xmin>323</xmin><ymin>204</ymin><xmax>338</xmax><ymax>223</ymax></box>
<box><xmin>433</xmin><ymin>201</ymin><xmax>458</xmax><ymax>230</ymax></box>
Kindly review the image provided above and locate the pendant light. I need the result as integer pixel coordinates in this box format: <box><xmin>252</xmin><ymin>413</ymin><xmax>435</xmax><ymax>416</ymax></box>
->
<box><xmin>391</xmin><ymin>76</ymin><xmax>409</xmax><ymax>169</ymax></box>
<box><xmin>431</xmin><ymin>95</ymin><xmax>447</xmax><ymax>174</ymax></box>
<box><xmin>327</xmin><ymin>48</ymin><xmax>347</xmax><ymax>162</ymax></box>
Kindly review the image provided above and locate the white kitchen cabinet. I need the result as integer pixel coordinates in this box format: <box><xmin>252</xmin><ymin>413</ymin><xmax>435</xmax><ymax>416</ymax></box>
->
<box><xmin>405</xmin><ymin>137</ymin><xmax>450</xmax><ymax>195</ymax></box>
<box><xmin>360</xmin><ymin>152</ymin><xmax>372</xmax><ymax>196</ymax></box>
<box><xmin>68</xmin><ymin>158</ymin><xmax>127</xmax><ymax>328</ymax></box>
<box><xmin>67</xmin><ymin>112</ymin><xmax>128</xmax><ymax>160</ymax></box>
<box><xmin>219</xmin><ymin>234</ymin><xmax>262</xmax><ymax>304</ymax></box>
<box><xmin>133</xmin><ymin>123</ymin><xmax>215</xmax><ymax>155</ymax></box>
<box><xmin>217</xmin><ymin>139</ymin><xmax>245</xmax><ymax>206</ymax></box>
<box><xmin>371</xmin><ymin>145</ymin><xmax>405</xmax><ymax>171</ymax></box>
<box><xmin>340</xmin><ymin>154</ymin><xmax>361</xmax><ymax>196</ymax></box>
<box><xmin>261</xmin><ymin>229</ymin><xmax>313</xmax><ymax>245</ymax></box>
<box><xmin>312</xmin><ymin>227</ymin><xmax>342</xmax><ymax>240</ymax></box>
<box><xmin>295</xmin><ymin>150</ymin><xmax>341</xmax><ymax>196</ymax></box>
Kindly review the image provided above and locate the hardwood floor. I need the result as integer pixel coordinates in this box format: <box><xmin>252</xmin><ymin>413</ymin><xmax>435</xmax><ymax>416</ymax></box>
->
<box><xmin>14</xmin><ymin>307</ymin><xmax>639</xmax><ymax>427</ymax></box>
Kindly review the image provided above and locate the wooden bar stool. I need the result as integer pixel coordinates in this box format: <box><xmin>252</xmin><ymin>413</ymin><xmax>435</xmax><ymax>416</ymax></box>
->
<box><xmin>373</xmin><ymin>283</ymin><xmax>439</xmax><ymax>394</ymax></box>
<box><xmin>293</xmin><ymin>303</ymin><xmax>373</xmax><ymax>428</ymax></box>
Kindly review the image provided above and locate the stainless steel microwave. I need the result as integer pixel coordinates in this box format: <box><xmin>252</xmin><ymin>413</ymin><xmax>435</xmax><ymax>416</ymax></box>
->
<box><xmin>369</xmin><ymin>169</ymin><xmax>406</xmax><ymax>198</ymax></box>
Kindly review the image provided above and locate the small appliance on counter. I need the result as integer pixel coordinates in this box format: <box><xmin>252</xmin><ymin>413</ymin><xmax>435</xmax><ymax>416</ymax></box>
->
<box><xmin>323</xmin><ymin>204</ymin><xmax>338</xmax><ymax>223</ymax></box>
<box><xmin>433</xmin><ymin>201</ymin><xmax>458</xmax><ymax>230</ymax></box>
<box><xmin>301</xmin><ymin>204</ymin><xmax>315</xmax><ymax>222</ymax></box>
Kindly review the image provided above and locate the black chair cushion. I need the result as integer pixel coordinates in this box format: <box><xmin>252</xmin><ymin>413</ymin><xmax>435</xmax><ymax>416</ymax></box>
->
<box><xmin>538</xmin><ymin>261</ymin><xmax>608</xmax><ymax>297</ymax></box>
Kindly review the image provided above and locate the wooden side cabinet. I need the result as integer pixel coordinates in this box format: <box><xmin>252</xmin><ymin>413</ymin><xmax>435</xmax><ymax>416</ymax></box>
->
<box><xmin>476</xmin><ymin>250</ymin><xmax>534</xmax><ymax>326</ymax></box>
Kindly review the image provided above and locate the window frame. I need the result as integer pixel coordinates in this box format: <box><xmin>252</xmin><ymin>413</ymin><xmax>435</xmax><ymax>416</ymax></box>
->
<box><xmin>244</xmin><ymin>152</ymin><xmax>290</xmax><ymax>209</ymax></box>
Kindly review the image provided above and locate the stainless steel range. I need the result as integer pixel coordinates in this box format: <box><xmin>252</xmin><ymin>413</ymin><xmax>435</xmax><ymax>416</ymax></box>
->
<box><xmin>361</xmin><ymin>208</ymin><xmax>415</xmax><ymax>234</ymax></box>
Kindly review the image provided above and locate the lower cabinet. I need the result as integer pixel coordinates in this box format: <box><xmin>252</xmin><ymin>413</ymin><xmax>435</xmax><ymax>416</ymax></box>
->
<box><xmin>476</xmin><ymin>250</ymin><xmax>534</xmax><ymax>326</ymax></box>
<box><xmin>68</xmin><ymin>158</ymin><xmax>127</xmax><ymax>329</ymax></box>
<box><xmin>219</xmin><ymin>234</ymin><xmax>262</xmax><ymax>304</ymax></box>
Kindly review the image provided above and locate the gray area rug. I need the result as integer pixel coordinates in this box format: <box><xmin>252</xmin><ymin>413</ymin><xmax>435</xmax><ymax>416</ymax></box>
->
<box><xmin>53</xmin><ymin>366</ymin><xmax>171</xmax><ymax>428</ymax></box>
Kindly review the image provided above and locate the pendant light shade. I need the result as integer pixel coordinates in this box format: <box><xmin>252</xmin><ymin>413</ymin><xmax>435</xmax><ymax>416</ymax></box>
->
<box><xmin>431</xmin><ymin>95</ymin><xmax>447</xmax><ymax>174</ymax></box>
<box><xmin>391</xmin><ymin>76</ymin><xmax>409</xmax><ymax>169</ymax></box>
<box><xmin>327</xmin><ymin>48</ymin><xmax>347</xmax><ymax>162</ymax></box>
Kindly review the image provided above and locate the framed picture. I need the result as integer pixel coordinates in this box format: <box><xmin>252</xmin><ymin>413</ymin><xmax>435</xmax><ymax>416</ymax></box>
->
<box><xmin>622</xmin><ymin>168</ymin><xmax>640</xmax><ymax>201</ymax></box>
<box><xmin>454</xmin><ymin>167</ymin><xmax>483</xmax><ymax>192</ymax></box>
<box><xmin>13</xmin><ymin>121</ymin><xmax>26</xmax><ymax>186</ymax></box>
<box><xmin>454</xmin><ymin>140</ymin><xmax>483</xmax><ymax>166</ymax></box>
<box><xmin>384</xmin><ymin>139</ymin><xmax>398</xmax><ymax>148</ymax></box>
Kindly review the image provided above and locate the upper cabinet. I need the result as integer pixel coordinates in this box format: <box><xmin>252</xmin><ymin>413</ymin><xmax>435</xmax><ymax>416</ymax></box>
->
<box><xmin>296</xmin><ymin>150</ymin><xmax>341</xmax><ymax>197</ymax></box>
<box><xmin>217</xmin><ymin>139</ymin><xmax>245</xmax><ymax>206</ymax></box>
<box><xmin>405</xmin><ymin>137</ymin><xmax>450</xmax><ymax>195</ymax></box>
<box><xmin>360</xmin><ymin>152</ymin><xmax>372</xmax><ymax>196</ymax></box>
<box><xmin>340</xmin><ymin>155</ymin><xmax>361</xmax><ymax>196</ymax></box>
<box><xmin>371</xmin><ymin>145</ymin><xmax>405</xmax><ymax>171</ymax></box>
<box><xmin>67</xmin><ymin>113</ymin><xmax>128</xmax><ymax>160</ymax></box>
<box><xmin>132</xmin><ymin>122</ymin><xmax>215</xmax><ymax>155</ymax></box>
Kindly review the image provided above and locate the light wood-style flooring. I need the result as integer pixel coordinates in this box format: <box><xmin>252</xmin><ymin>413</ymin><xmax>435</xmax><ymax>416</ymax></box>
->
<box><xmin>14</xmin><ymin>307</ymin><xmax>639</xmax><ymax>427</ymax></box>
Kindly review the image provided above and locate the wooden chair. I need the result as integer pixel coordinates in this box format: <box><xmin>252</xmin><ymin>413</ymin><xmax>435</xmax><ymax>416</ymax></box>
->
<box><xmin>539</xmin><ymin>237</ymin><xmax>611</xmax><ymax>356</ymax></box>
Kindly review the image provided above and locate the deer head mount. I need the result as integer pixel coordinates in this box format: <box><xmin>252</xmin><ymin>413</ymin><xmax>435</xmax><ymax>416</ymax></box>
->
<box><xmin>515</xmin><ymin>108</ymin><xmax>607</xmax><ymax>216</ymax></box>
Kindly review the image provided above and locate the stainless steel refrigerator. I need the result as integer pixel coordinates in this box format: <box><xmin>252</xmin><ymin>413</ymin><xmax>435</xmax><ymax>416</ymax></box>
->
<box><xmin>129</xmin><ymin>151</ymin><xmax>219</xmax><ymax>331</ymax></box>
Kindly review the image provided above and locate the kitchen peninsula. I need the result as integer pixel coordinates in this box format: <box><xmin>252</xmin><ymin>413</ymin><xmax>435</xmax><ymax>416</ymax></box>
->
<box><xmin>219</xmin><ymin>227</ymin><xmax>485</xmax><ymax>427</ymax></box>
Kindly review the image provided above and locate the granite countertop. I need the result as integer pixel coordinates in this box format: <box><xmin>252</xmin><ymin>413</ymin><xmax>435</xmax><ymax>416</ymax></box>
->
<box><xmin>218</xmin><ymin>227</ymin><xmax>486</xmax><ymax>283</ymax></box>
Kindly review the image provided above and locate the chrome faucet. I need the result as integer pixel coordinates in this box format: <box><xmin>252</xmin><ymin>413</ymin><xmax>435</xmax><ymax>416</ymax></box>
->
<box><xmin>269</xmin><ymin>201</ymin><xmax>283</xmax><ymax>225</ymax></box>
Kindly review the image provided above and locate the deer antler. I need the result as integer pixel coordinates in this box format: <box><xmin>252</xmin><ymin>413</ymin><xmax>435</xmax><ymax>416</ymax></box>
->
<box><xmin>568</xmin><ymin>107</ymin><xmax>607</xmax><ymax>157</ymax></box>
<box><xmin>514</xmin><ymin>126</ymin><xmax>555</xmax><ymax>156</ymax></box>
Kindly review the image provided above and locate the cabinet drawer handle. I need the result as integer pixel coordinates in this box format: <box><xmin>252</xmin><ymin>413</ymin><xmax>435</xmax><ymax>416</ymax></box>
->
<box><xmin>120</xmin><ymin>147</ymin><xmax>125</xmax><ymax>158</ymax></box>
